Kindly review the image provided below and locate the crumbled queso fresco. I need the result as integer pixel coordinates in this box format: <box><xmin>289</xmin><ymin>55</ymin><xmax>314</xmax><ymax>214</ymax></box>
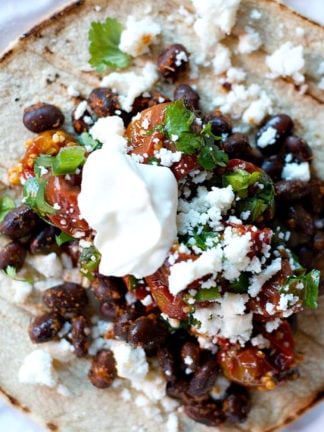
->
<box><xmin>2</xmin><ymin>1</ymin><xmax>323</xmax><ymax>431</ymax></box>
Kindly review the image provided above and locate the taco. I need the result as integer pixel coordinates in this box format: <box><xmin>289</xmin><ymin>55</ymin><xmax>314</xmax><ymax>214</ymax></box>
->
<box><xmin>0</xmin><ymin>0</ymin><xmax>323</xmax><ymax>431</ymax></box>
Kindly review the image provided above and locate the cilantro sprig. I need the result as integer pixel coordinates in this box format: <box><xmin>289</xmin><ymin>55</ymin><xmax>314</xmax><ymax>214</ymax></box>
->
<box><xmin>280</xmin><ymin>269</ymin><xmax>320</xmax><ymax>309</ymax></box>
<box><xmin>0</xmin><ymin>196</ymin><xmax>15</xmax><ymax>223</ymax></box>
<box><xmin>89</xmin><ymin>17</ymin><xmax>131</xmax><ymax>72</ymax></box>
<box><xmin>163</xmin><ymin>101</ymin><xmax>228</xmax><ymax>170</ymax></box>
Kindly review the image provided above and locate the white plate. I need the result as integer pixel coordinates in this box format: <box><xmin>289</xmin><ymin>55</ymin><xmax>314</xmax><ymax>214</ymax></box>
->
<box><xmin>0</xmin><ymin>1</ymin><xmax>323</xmax><ymax>431</ymax></box>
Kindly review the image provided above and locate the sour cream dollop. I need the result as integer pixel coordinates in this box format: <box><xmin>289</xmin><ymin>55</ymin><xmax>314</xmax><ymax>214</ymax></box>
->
<box><xmin>78</xmin><ymin>117</ymin><xmax>178</xmax><ymax>278</ymax></box>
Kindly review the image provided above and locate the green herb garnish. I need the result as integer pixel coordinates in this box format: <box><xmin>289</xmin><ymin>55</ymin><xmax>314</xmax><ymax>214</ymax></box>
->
<box><xmin>163</xmin><ymin>101</ymin><xmax>228</xmax><ymax>170</ymax></box>
<box><xmin>0</xmin><ymin>196</ymin><xmax>15</xmax><ymax>223</ymax></box>
<box><xmin>229</xmin><ymin>273</ymin><xmax>249</xmax><ymax>293</ymax></box>
<box><xmin>23</xmin><ymin>177</ymin><xmax>56</xmax><ymax>218</ymax></box>
<box><xmin>281</xmin><ymin>269</ymin><xmax>320</xmax><ymax>309</ymax></box>
<box><xmin>55</xmin><ymin>231</ymin><xmax>75</xmax><ymax>246</ymax></box>
<box><xmin>89</xmin><ymin>18</ymin><xmax>131</xmax><ymax>72</ymax></box>
<box><xmin>1</xmin><ymin>265</ymin><xmax>33</xmax><ymax>283</ymax></box>
<box><xmin>79</xmin><ymin>132</ymin><xmax>102</xmax><ymax>152</ymax></box>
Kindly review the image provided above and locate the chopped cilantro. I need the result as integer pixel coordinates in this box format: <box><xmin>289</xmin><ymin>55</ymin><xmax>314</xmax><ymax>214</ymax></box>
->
<box><xmin>0</xmin><ymin>196</ymin><xmax>15</xmax><ymax>223</ymax></box>
<box><xmin>281</xmin><ymin>269</ymin><xmax>320</xmax><ymax>309</ymax></box>
<box><xmin>163</xmin><ymin>101</ymin><xmax>228</xmax><ymax>170</ymax></box>
<box><xmin>23</xmin><ymin>177</ymin><xmax>56</xmax><ymax>218</ymax></box>
<box><xmin>229</xmin><ymin>273</ymin><xmax>249</xmax><ymax>293</ymax></box>
<box><xmin>0</xmin><ymin>265</ymin><xmax>33</xmax><ymax>283</ymax></box>
<box><xmin>78</xmin><ymin>132</ymin><xmax>102</xmax><ymax>152</ymax></box>
<box><xmin>55</xmin><ymin>231</ymin><xmax>75</xmax><ymax>246</ymax></box>
<box><xmin>186</xmin><ymin>228</ymin><xmax>220</xmax><ymax>251</ymax></box>
<box><xmin>88</xmin><ymin>18</ymin><xmax>131</xmax><ymax>72</ymax></box>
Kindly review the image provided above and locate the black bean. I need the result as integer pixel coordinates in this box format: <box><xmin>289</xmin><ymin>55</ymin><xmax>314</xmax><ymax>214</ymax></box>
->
<box><xmin>184</xmin><ymin>398</ymin><xmax>226</xmax><ymax>426</ymax></box>
<box><xmin>286</xmin><ymin>204</ymin><xmax>314</xmax><ymax>236</ymax></box>
<box><xmin>205</xmin><ymin>112</ymin><xmax>232</xmax><ymax>137</ymax></box>
<box><xmin>158</xmin><ymin>344</ymin><xmax>179</xmax><ymax>381</ymax></box>
<box><xmin>113</xmin><ymin>312</ymin><xmax>134</xmax><ymax>341</ymax></box>
<box><xmin>223</xmin><ymin>384</ymin><xmax>251</xmax><ymax>423</ymax></box>
<box><xmin>23</xmin><ymin>102</ymin><xmax>64</xmax><ymax>133</ymax></box>
<box><xmin>91</xmin><ymin>275</ymin><xmax>126</xmax><ymax>302</ymax></box>
<box><xmin>283</xmin><ymin>135</ymin><xmax>313</xmax><ymax>162</ymax></box>
<box><xmin>275</xmin><ymin>180</ymin><xmax>312</xmax><ymax>200</ymax></box>
<box><xmin>188</xmin><ymin>359</ymin><xmax>219</xmax><ymax>397</ymax></box>
<box><xmin>256</xmin><ymin>114</ymin><xmax>294</xmax><ymax>155</ymax></box>
<box><xmin>0</xmin><ymin>241</ymin><xmax>26</xmax><ymax>270</ymax></box>
<box><xmin>88</xmin><ymin>87</ymin><xmax>122</xmax><ymax>117</ymax></box>
<box><xmin>100</xmin><ymin>301</ymin><xmax>125</xmax><ymax>322</ymax></box>
<box><xmin>314</xmin><ymin>232</ymin><xmax>324</xmax><ymax>251</ymax></box>
<box><xmin>166</xmin><ymin>380</ymin><xmax>190</xmax><ymax>401</ymax></box>
<box><xmin>28</xmin><ymin>311</ymin><xmax>63</xmax><ymax>343</ymax></box>
<box><xmin>174</xmin><ymin>84</ymin><xmax>200</xmax><ymax>110</ymax></box>
<box><xmin>222</xmin><ymin>133</ymin><xmax>250</xmax><ymax>156</ymax></box>
<box><xmin>157</xmin><ymin>44</ymin><xmax>189</xmax><ymax>81</ymax></box>
<box><xmin>88</xmin><ymin>350</ymin><xmax>116</xmax><ymax>388</ymax></box>
<box><xmin>0</xmin><ymin>205</ymin><xmax>40</xmax><ymax>240</ymax></box>
<box><xmin>128</xmin><ymin>315</ymin><xmax>169</xmax><ymax>351</ymax></box>
<box><xmin>42</xmin><ymin>282</ymin><xmax>88</xmax><ymax>315</ymax></box>
<box><xmin>261</xmin><ymin>155</ymin><xmax>284</xmax><ymax>180</ymax></box>
<box><xmin>29</xmin><ymin>225</ymin><xmax>59</xmax><ymax>254</ymax></box>
<box><xmin>180</xmin><ymin>342</ymin><xmax>200</xmax><ymax>373</ymax></box>
<box><xmin>71</xmin><ymin>315</ymin><xmax>89</xmax><ymax>357</ymax></box>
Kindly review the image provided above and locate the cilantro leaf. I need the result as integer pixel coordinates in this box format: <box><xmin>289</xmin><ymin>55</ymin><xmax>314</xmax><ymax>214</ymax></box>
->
<box><xmin>23</xmin><ymin>177</ymin><xmax>56</xmax><ymax>218</ymax></box>
<box><xmin>89</xmin><ymin>18</ymin><xmax>131</xmax><ymax>72</ymax></box>
<box><xmin>163</xmin><ymin>101</ymin><xmax>228</xmax><ymax>169</ymax></box>
<box><xmin>55</xmin><ymin>231</ymin><xmax>75</xmax><ymax>246</ymax></box>
<box><xmin>78</xmin><ymin>132</ymin><xmax>102</xmax><ymax>152</ymax></box>
<box><xmin>281</xmin><ymin>269</ymin><xmax>320</xmax><ymax>309</ymax></box>
<box><xmin>0</xmin><ymin>196</ymin><xmax>15</xmax><ymax>223</ymax></box>
<box><xmin>1</xmin><ymin>265</ymin><xmax>33</xmax><ymax>283</ymax></box>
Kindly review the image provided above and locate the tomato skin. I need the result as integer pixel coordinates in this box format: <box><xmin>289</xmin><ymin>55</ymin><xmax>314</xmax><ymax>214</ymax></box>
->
<box><xmin>23</xmin><ymin>130</ymin><xmax>76</xmax><ymax>179</ymax></box>
<box><xmin>125</xmin><ymin>103</ymin><xmax>199</xmax><ymax>179</ymax></box>
<box><xmin>262</xmin><ymin>321</ymin><xmax>296</xmax><ymax>371</ymax></box>
<box><xmin>227</xmin><ymin>159</ymin><xmax>263</xmax><ymax>174</ymax></box>
<box><xmin>218</xmin><ymin>347</ymin><xmax>276</xmax><ymax>389</ymax></box>
<box><xmin>45</xmin><ymin>174</ymin><xmax>90</xmax><ymax>236</ymax></box>
<box><xmin>145</xmin><ymin>265</ymin><xmax>188</xmax><ymax>320</ymax></box>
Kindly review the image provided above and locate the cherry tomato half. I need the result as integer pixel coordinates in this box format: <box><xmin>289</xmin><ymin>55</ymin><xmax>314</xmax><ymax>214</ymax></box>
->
<box><xmin>45</xmin><ymin>174</ymin><xmax>90</xmax><ymax>236</ymax></box>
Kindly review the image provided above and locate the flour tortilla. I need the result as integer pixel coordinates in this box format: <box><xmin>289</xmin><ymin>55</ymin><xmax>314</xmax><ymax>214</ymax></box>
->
<box><xmin>0</xmin><ymin>1</ymin><xmax>323</xmax><ymax>431</ymax></box>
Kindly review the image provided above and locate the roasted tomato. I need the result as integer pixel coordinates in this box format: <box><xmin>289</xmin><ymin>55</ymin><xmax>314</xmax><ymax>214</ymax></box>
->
<box><xmin>218</xmin><ymin>347</ymin><xmax>277</xmax><ymax>390</ymax></box>
<box><xmin>262</xmin><ymin>320</ymin><xmax>296</xmax><ymax>371</ymax></box>
<box><xmin>9</xmin><ymin>130</ymin><xmax>76</xmax><ymax>184</ymax></box>
<box><xmin>227</xmin><ymin>159</ymin><xmax>263</xmax><ymax>174</ymax></box>
<box><xmin>145</xmin><ymin>265</ymin><xmax>188</xmax><ymax>321</ymax></box>
<box><xmin>125</xmin><ymin>102</ymin><xmax>198</xmax><ymax>179</ymax></box>
<box><xmin>249</xmin><ymin>259</ymin><xmax>302</xmax><ymax>319</ymax></box>
<box><xmin>45</xmin><ymin>174</ymin><xmax>90</xmax><ymax>236</ymax></box>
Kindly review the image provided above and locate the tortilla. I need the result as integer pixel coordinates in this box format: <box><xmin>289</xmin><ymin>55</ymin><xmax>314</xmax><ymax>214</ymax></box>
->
<box><xmin>0</xmin><ymin>0</ymin><xmax>323</xmax><ymax>431</ymax></box>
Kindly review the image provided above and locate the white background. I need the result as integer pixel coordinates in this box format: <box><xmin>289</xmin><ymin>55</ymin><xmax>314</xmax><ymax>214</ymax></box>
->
<box><xmin>0</xmin><ymin>1</ymin><xmax>323</xmax><ymax>431</ymax></box>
